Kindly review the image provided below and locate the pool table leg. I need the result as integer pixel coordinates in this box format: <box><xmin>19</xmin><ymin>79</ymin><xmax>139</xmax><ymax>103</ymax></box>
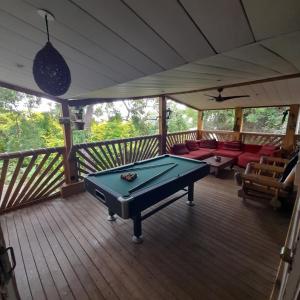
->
<box><xmin>107</xmin><ymin>209</ymin><xmax>116</xmax><ymax>221</ymax></box>
<box><xmin>186</xmin><ymin>184</ymin><xmax>195</xmax><ymax>206</ymax></box>
<box><xmin>132</xmin><ymin>213</ymin><xmax>143</xmax><ymax>244</ymax></box>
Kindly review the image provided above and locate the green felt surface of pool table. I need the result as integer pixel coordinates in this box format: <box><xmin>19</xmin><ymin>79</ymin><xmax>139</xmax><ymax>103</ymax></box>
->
<box><xmin>87</xmin><ymin>155</ymin><xmax>205</xmax><ymax>197</ymax></box>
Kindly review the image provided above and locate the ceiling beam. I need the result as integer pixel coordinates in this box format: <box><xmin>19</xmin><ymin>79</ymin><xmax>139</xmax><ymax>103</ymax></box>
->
<box><xmin>68</xmin><ymin>73</ymin><xmax>300</xmax><ymax>106</ymax></box>
<box><xmin>0</xmin><ymin>80</ymin><xmax>67</xmax><ymax>104</ymax></box>
<box><xmin>67</xmin><ymin>95</ymin><xmax>159</xmax><ymax>106</ymax></box>
<box><xmin>166</xmin><ymin>72</ymin><xmax>300</xmax><ymax>96</ymax></box>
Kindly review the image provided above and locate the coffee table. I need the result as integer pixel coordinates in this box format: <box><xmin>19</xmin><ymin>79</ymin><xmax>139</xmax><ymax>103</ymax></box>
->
<box><xmin>202</xmin><ymin>156</ymin><xmax>234</xmax><ymax>177</ymax></box>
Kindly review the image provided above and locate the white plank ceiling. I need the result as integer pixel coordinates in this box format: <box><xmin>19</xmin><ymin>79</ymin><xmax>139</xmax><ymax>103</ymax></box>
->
<box><xmin>0</xmin><ymin>0</ymin><xmax>300</xmax><ymax>109</ymax></box>
<box><xmin>172</xmin><ymin>77</ymin><xmax>300</xmax><ymax>110</ymax></box>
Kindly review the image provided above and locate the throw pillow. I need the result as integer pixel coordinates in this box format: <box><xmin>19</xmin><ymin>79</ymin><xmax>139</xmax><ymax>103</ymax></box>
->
<box><xmin>258</xmin><ymin>144</ymin><xmax>279</xmax><ymax>156</ymax></box>
<box><xmin>223</xmin><ymin>141</ymin><xmax>242</xmax><ymax>151</ymax></box>
<box><xmin>198</xmin><ymin>139</ymin><xmax>217</xmax><ymax>149</ymax></box>
<box><xmin>185</xmin><ymin>140</ymin><xmax>199</xmax><ymax>151</ymax></box>
<box><xmin>172</xmin><ymin>143</ymin><xmax>190</xmax><ymax>155</ymax></box>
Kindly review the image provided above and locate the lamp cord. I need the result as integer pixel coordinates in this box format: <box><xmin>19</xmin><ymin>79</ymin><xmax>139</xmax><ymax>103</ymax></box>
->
<box><xmin>45</xmin><ymin>15</ymin><xmax>50</xmax><ymax>42</ymax></box>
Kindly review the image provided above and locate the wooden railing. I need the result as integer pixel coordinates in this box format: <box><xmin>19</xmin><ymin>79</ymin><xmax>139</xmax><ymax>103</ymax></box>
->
<box><xmin>166</xmin><ymin>130</ymin><xmax>198</xmax><ymax>152</ymax></box>
<box><xmin>200</xmin><ymin>130</ymin><xmax>239</xmax><ymax>141</ymax></box>
<box><xmin>0</xmin><ymin>147</ymin><xmax>66</xmax><ymax>213</ymax></box>
<box><xmin>241</xmin><ymin>132</ymin><xmax>284</xmax><ymax>146</ymax></box>
<box><xmin>72</xmin><ymin>135</ymin><xmax>161</xmax><ymax>179</ymax></box>
<box><xmin>0</xmin><ymin>130</ymin><xmax>289</xmax><ymax>213</ymax></box>
<box><xmin>200</xmin><ymin>130</ymin><xmax>284</xmax><ymax>146</ymax></box>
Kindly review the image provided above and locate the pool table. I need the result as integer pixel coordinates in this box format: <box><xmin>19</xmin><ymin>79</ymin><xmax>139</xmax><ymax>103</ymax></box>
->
<box><xmin>85</xmin><ymin>155</ymin><xmax>209</xmax><ymax>243</ymax></box>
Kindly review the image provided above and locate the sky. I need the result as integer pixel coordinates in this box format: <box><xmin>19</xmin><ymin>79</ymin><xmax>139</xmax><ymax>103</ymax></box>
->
<box><xmin>32</xmin><ymin>98</ymin><xmax>57</xmax><ymax>112</ymax></box>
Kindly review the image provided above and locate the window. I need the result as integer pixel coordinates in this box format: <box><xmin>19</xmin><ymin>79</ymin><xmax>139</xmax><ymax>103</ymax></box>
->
<box><xmin>203</xmin><ymin>109</ymin><xmax>234</xmax><ymax>131</ymax></box>
<box><xmin>242</xmin><ymin>107</ymin><xmax>288</xmax><ymax>134</ymax></box>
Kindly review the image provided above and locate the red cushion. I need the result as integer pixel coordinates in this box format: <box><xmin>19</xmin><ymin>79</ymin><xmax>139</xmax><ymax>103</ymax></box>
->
<box><xmin>259</xmin><ymin>149</ymin><xmax>275</xmax><ymax>156</ymax></box>
<box><xmin>181</xmin><ymin>149</ymin><xmax>212</xmax><ymax>160</ymax></box>
<box><xmin>238</xmin><ymin>152</ymin><xmax>260</xmax><ymax>168</ymax></box>
<box><xmin>261</xmin><ymin>144</ymin><xmax>278</xmax><ymax>150</ymax></box>
<box><xmin>258</xmin><ymin>144</ymin><xmax>279</xmax><ymax>156</ymax></box>
<box><xmin>242</xmin><ymin>144</ymin><xmax>261</xmax><ymax>153</ymax></box>
<box><xmin>185</xmin><ymin>140</ymin><xmax>199</xmax><ymax>151</ymax></box>
<box><xmin>223</xmin><ymin>141</ymin><xmax>242</xmax><ymax>151</ymax></box>
<box><xmin>198</xmin><ymin>139</ymin><xmax>217</xmax><ymax>149</ymax></box>
<box><xmin>213</xmin><ymin>149</ymin><xmax>243</xmax><ymax>159</ymax></box>
<box><xmin>172</xmin><ymin>143</ymin><xmax>189</xmax><ymax>155</ymax></box>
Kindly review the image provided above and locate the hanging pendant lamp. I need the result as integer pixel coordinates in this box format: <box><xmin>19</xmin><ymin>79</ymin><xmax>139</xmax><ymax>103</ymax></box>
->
<box><xmin>33</xmin><ymin>10</ymin><xmax>71</xmax><ymax>96</ymax></box>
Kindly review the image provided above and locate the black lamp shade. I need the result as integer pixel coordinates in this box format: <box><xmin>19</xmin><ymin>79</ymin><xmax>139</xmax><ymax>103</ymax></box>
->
<box><xmin>33</xmin><ymin>42</ymin><xmax>71</xmax><ymax>96</ymax></box>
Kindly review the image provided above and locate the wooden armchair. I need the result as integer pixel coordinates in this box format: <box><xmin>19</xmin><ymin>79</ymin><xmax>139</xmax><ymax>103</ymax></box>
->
<box><xmin>237</xmin><ymin>156</ymin><xmax>296</xmax><ymax>209</ymax></box>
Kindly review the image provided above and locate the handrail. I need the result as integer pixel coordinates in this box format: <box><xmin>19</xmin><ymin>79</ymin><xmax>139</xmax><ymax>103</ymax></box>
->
<box><xmin>0</xmin><ymin>147</ymin><xmax>65</xmax><ymax>159</ymax></box>
<box><xmin>241</xmin><ymin>132</ymin><xmax>284</xmax><ymax>136</ymax></box>
<box><xmin>167</xmin><ymin>130</ymin><xmax>198</xmax><ymax>136</ymax></box>
<box><xmin>200</xmin><ymin>130</ymin><xmax>235</xmax><ymax>133</ymax></box>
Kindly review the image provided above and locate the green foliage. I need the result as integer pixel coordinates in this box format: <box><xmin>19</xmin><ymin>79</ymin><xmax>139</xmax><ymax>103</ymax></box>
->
<box><xmin>0</xmin><ymin>111</ymin><xmax>64</xmax><ymax>151</ymax></box>
<box><xmin>242</xmin><ymin>107</ymin><xmax>288</xmax><ymax>134</ymax></box>
<box><xmin>0</xmin><ymin>90</ymin><xmax>198</xmax><ymax>152</ymax></box>
<box><xmin>90</xmin><ymin>119</ymin><xmax>136</xmax><ymax>141</ymax></box>
<box><xmin>0</xmin><ymin>88</ymin><xmax>64</xmax><ymax>152</ymax></box>
<box><xmin>203</xmin><ymin>109</ymin><xmax>234</xmax><ymax>131</ymax></box>
<box><xmin>167</xmin><ymin>101</ymin><xmax>197</xmax><ymax>133</ymax></box>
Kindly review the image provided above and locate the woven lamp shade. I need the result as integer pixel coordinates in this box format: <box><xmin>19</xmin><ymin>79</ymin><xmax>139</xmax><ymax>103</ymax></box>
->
<box><xmin>33</xmin><ymin>42</ymin><xmax>71</xmax><ymax>96</ymax></box>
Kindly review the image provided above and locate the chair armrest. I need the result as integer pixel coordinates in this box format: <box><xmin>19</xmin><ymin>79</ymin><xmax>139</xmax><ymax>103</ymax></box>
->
<box><xmin>241</xmin><ymin>173</ymin><xmax>286</xmax><ymax>189</ymax></box>
<box><xmin>259</xmin><ymin>156</ymin><xmax>289</xmax><ymax>165</ymax></box>
<box><xmin>246</xmin><ymin>162</ymin><xmax>285</xmax><ymax>174</ymax></box>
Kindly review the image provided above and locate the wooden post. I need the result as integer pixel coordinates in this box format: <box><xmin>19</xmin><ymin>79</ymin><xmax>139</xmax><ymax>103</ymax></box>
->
<box><xmin>197</xmin><ymin>110</ymin><xmax>203</xmax><ymax>139</ymax></box>
<box><xmin>60</xmin><ymin>102</ymin><xmax>85</xmax><ymax>197</ymax></box>
<box><xmin>233</xmin><ymin>107</ymin><xmax>243</xmax><ymax>141</ymax></box>
<box><xmin>282</xmin><ymin>104</ymin><xmax>299</xmax><ymax>152</ymax></box>
<box><xmin>159</xmin><ymin>96</ymin><xmax>167</xmax><ymax>155</ymax></box>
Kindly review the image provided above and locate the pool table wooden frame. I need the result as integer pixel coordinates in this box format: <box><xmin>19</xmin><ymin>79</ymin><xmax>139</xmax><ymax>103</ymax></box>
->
<box><xmin>85</xmin><ymin>155</ymin><xmax>209</xmax><ymax>243</ymax></box>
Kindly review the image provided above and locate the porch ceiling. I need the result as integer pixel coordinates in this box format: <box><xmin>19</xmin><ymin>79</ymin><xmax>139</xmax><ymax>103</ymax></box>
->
<box><xmin>0</xmin><ymin>0</ymin><xmax>300</xmax><ymax>108</ymax></box>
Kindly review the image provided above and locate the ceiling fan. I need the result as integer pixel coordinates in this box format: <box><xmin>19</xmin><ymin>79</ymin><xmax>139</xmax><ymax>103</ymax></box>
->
<box><xmin>205</xmin><ymin>88</ymin><xmax>250</xmax><ymax>102</ymax></box>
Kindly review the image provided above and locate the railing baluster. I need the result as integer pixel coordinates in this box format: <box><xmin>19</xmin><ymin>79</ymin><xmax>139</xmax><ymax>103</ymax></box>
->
<box><xmin>0</xmin><ymin>159</ymin><xmax>9</xmax><ymax>207</ymax></box>
<box><xmin>0</xmin><ymin>147</ymin><xmax>65</xmax><ymax>213</ymax></box>
<box><xmin>8</xmin><ymin>155</ymin><xmax>38</xmax><ymax>208</ymax></box>
<box><xmin>1</xmin><ymin>157</ymin><xmax>24</xmax><ymax>209</ymax></box>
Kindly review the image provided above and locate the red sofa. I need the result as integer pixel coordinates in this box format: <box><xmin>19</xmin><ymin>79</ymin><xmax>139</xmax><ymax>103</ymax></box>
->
<box><xmin>170</xmin><ymin>139</ymin><xmax>280</xmax><ymax>168</ymax></box>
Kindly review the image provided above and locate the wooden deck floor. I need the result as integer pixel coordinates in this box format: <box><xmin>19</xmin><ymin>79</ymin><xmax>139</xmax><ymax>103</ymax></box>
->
<box><xmin>0</xmin><ymin>171</ymin><xmax>290</xmax><ymax>300</ymax></box>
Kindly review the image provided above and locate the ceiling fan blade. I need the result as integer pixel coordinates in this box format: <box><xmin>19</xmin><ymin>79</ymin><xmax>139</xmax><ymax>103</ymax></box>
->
<box><xmin>220</xmin><ymin>95</ymin><xmax>250</xmax><ymax>101</ymax></box>
<box><xmin>204</xmin><ymin>94</ymin><xmax>217</xmax><ymax>98</ymax></box>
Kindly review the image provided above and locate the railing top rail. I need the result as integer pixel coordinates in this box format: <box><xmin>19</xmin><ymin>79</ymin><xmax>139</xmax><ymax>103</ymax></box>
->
<box><xmin>167</xmin><ymin>130</ymin><xmax>198</xmax><ymax>136</ymax></box>
<box><xmin>72</xmin><ymin>134</ymin><xmax>161</xmax><ymax>150</ymax></box>
<box><xmin>200</xmin><ymin>130</ymin><xmax>238</xmax><ymax>134</ymax></box>
<box><xmin>0</xmin><ymin>147</ymin><xmax>65</xmax><ymax>160</ymax></box>
<box><xmin>201</xmin><ymin>130</ymin><xmax>235</xmax><ymax>133</ymax></box>
<box><xmin>241</xmin><ymin>132</ymin><xmax>284</xmax><ymax>137</ymax></box>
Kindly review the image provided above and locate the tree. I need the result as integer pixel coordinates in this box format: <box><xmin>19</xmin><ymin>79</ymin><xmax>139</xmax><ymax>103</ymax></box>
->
<box><xmin>0</xmin><ymin>87</ymin><xmax>63</xmax><ymax>152</ymax></box>
<box><xmin>242</xmin><ymin>107</ymin><xmax>288</xmax><ymax>134</ymax></box>
<box><xmin>203</xmin><ymin>109</ymin><xmax>234</xmax><ymax>131</ymax></box>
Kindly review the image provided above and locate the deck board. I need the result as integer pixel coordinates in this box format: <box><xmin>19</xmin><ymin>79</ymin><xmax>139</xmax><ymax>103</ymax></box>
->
<box><xmin>0</xmin><ymin>171</ymin><xmax>290</xmax><ymax>300</ymax></box>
